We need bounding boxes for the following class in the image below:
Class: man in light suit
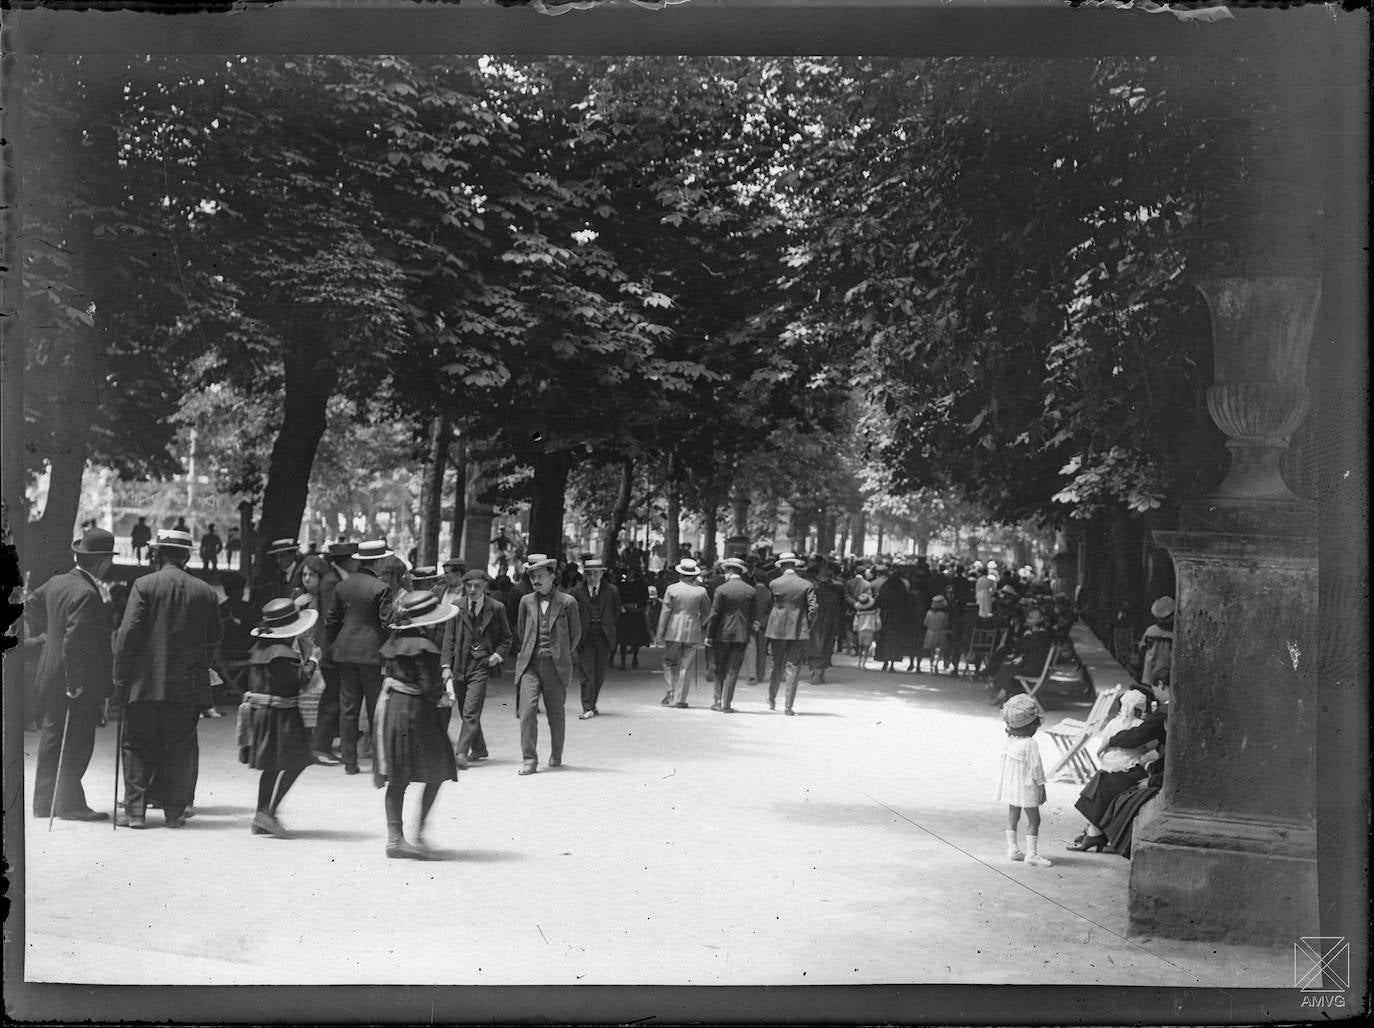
[512,554,582,775]
[765,552,819,715]
[324,539,394,775]
[28,527,117,821]
[703,557,757,714]
[656,558,712,708]
[113,527,224,828]
[571,558,622,720]
[440,569,512,768]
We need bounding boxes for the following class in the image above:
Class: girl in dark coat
[238,598,319,838]
[373,589,459,860]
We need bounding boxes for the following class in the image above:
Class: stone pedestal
[1130,532,1318,941]
[1130,275,1321,944]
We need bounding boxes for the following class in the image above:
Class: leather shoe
[721,706,735,713]
[549,756,562,768]
[784,708,796,716]
[58,808,110,822]
[469,753,488,762]
[710,703,722,711]
[251,811,289,839]
[116,811,147,829]
[454,753,470,770]
[578,710,597,720]
[312,750,341,766]
[673,702,688,709]
[344,764,361,775]
[165,814,187,829]
[517,764,538,776]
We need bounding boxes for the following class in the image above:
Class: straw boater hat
[855,591,876,611]
[154,528,193,551]
[410,565,440,588]
[1002,693,1039,729]
[524,553,556,573]
[251,597,318,639]
[266,537,299,556]
[1151,596,1176,619]
[72,527,116,555]
[388,589,458,631]
[354,539,392,561]
[674,558,701,577]
[775,552,803,568]
[719,557,747,574]
[583,558,607,574]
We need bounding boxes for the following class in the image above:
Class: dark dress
[1074,708,1166,829]
[242,642,313,774]
[875,580,921,662]
[808,579,846,669]
[616,574,653,650]
[376,635,458,786]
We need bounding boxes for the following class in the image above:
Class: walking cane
[48,703,73,833]
[113,692,125,831]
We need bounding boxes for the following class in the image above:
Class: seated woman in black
[987,605,1053,706]
[373,590,459,860]
[239,598,319,838]
[1067,675,1170,852]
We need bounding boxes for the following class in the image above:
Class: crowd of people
[27,515,1177,865]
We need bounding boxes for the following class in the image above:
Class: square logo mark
[1294,936,1349,993]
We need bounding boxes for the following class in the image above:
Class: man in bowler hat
[28,527,118,820]
[570,558,621,719]
[512,554,581,775]
[113,527,224,827]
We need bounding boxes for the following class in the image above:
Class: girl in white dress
[996,693,1052,866]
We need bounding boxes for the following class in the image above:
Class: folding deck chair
[1044,684,1123,784]
[1013,643,1059,716]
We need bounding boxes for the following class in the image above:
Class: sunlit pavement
[19,648,1290,987]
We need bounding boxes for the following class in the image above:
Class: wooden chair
[963,625,998,676]
[1013,643,1059,716]
[1044,685,1123,784]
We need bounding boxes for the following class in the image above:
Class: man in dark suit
[306,542,354,765]
[748,562,774,684]
[28,527,117,821]
[440,569,512,769]
[113,527,224,828]
[512,554,582,775]
[570,558,621,720]
[765,552,819,715]
[324,539,394,774]
[704,557,758,714]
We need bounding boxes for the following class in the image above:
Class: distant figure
[173,516,190,534]
[200,524,223,571]
[130,517,152,565]
[225,527,242,569]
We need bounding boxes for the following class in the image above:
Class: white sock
[1004,828,1024,860]
[1025,834,1052,867]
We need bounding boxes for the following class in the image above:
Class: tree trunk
[601,457,634,566]
[702,504,719,565]
[254,341,339,597]
[449,437,468,560]
[875,525,885,554]
[664,452,681,565]
[417,412,452,566]
[731,488,750,536]
[913,531,930,557]
[850,509,867,557]
[527,448,571,557]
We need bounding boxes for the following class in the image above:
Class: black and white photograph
[2,1,1368,1023]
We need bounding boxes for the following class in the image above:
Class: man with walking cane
[113,526,223,829]
[28,527,118,823]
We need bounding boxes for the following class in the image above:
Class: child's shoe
[1004,829,1024,861]
[1024,835,1053,867]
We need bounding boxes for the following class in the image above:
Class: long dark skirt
[246,706,312,774]
[1102,784,1160,858]
[381,692,458,785]
[1074,766,1148,828]
[618,606,652,650]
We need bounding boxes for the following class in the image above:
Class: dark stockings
[256,767,303,813]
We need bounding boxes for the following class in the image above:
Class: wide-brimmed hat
[674,558,701,577]
[855,592,876,610]
[461,568,490,584]
[154,528,193,551]
[410,564,440,584]
[931,595,948,608]
[326,541,358,560]
[1151,596,1176,619]
[524,553,556,573]
[72,527,116,555]
[775,552,803,568]
[354,540,392,561]
[388,589,458,631]
[719,557,747,574]
[251,597,318,639]
[266,537,299,556]
[1002,694,1039,729]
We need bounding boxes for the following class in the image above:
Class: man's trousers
[310,664,342,754]
[711,642,748,710]
[578,632,612,712]
[450,662,491,760]
[122,701,200,819]
[32,688,101,816]
[337,662,383,767]
[662,641,699,704]
[517,656,566,768]
[766,639,807,711]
